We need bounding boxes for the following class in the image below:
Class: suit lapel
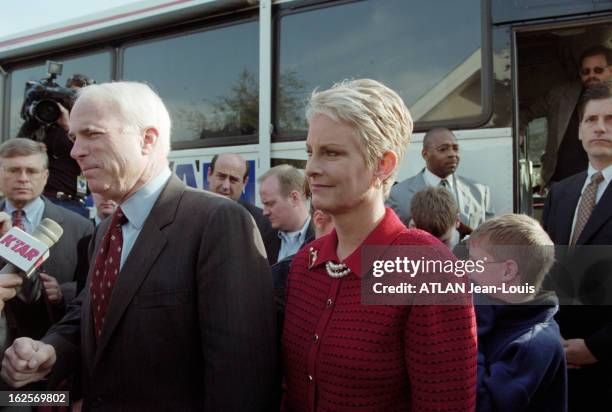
[92,176,184,368]
[578,180,612,245]
[557,173,585,244]
[454,176,472,224]
[409,171,427,195]
[41,197,66,225]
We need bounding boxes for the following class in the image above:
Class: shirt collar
[120,168,172,230]
[587,163,612,184]
[312,208,406,278]
[423,168,453,188]
[278,216,311,241]
[5,197,44,223]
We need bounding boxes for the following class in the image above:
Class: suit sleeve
[386,185,410,225]
[198,202,277,411]
[42,221,99,387]
[41,287,84,388]
[586,324,612,362]
[541,184,556,237]
[477,328,566,412]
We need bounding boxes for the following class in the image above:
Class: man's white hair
[76,81,171,156]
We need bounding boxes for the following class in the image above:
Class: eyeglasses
[2,166,44,177]
[580,66,608,76]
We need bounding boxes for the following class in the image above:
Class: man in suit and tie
[542,81,612,411]
[206,152,276,261]
[0,138,92,346]
[1,82,277,410]
[387,127,494,234]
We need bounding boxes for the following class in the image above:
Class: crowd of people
[0,44,607,411]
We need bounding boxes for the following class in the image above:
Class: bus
[0,0,611,214]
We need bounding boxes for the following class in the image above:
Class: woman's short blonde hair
[306,79,413,197]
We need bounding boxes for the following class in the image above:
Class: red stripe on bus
[0,0,194,48]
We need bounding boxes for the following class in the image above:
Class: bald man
[387,127,494,233]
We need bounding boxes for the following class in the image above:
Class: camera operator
[16,70,95,218]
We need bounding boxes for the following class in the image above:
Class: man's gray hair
[0,138,49,169]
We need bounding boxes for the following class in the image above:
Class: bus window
[122,19,259,148]
[8,51,112,139]
[276,0,484,137]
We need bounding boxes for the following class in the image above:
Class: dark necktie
[439,179,449,188]
[90,207,127,341]
[570,172,604,246]
[11,210,26,232]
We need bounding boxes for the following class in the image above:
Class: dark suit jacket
[237,199,278,264]
[43,176,277,411]
[542,171,612,407]
[3,197,92,342]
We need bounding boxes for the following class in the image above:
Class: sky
[0,0,144,39]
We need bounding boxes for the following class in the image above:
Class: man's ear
[421,147,429,162]
[141,127,159,154]
[289,190,301,205]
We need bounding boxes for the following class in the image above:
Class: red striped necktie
[11,209,26,232]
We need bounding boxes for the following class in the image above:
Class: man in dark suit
[1,82,277,410]
[0,138,92,345]
[206,152,276,261]
[542,82,612,411]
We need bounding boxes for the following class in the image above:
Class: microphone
[0,219,64,302]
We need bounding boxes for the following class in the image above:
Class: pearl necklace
[326,261,351,278]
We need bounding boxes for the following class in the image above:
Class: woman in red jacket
[282,79,477,411]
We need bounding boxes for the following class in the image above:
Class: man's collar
[4,197,44,219]
[423,168,453,188]
[279,215,311,240]
[121,168,172,230]
[587,163,612,183]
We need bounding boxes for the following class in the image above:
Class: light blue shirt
[4,197,45,234]
[118,168,172,269]
[277,216,311,261]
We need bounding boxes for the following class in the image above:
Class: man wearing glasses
[520,45,612,190]
[0,138,91,362]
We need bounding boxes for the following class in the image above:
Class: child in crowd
[409,186,460,248]
[469,214,567,412]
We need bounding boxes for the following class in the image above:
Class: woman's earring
[375,176,383,189]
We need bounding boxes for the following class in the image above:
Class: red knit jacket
[282,209,477,411]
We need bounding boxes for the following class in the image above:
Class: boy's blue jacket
[476,291,567,412]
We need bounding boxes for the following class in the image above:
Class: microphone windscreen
[32,218,64,248]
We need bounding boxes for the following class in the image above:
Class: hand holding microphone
[0,218,63,303]
[0,274,23,313]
